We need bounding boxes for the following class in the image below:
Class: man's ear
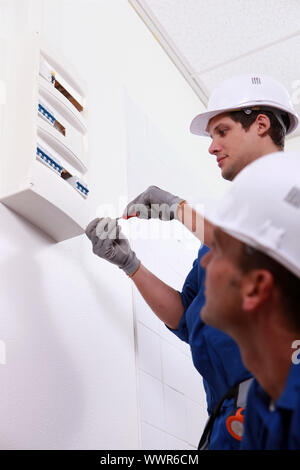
[256,114,271,136]
[242,269,274,311]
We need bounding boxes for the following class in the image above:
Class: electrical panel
[0,34,89,242]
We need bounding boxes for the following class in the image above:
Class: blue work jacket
[241,362,300,449]
[168,244,252,449]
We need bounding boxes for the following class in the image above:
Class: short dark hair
[238,244,300,331]
[229,109,288,151]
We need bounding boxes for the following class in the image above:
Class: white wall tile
[164,385,187,441]
[140,422,167,450]
[161,341,187,395]
[162,239,199,279]
[136,323,162,380]
[180,353,206,405]
[131,237,158,273]
[161,337,207,407]
[139,371,164,430]
[165,433,195,451]
[180,341,192,357]
[186,398,208,447]
[153,263,184,293]
[133,287,162,335]
[159,322,185,349]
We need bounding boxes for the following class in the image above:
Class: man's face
[207,113,261,181]
[201,228,245,334]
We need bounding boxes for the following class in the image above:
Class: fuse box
[0,34,89,242]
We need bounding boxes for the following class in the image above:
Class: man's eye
[219,129,227,136]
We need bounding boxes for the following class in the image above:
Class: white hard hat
[190,74,299,136]
[206,151,300,278]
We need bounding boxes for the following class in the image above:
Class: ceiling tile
[144,0,300,73]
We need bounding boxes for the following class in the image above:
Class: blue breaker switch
[36,146,63,175]
[38,100,66,136]
[76,181,89,197]
[38,102,55,126]
[65,176,89,198]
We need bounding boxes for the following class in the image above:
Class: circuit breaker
[0,33,89,242]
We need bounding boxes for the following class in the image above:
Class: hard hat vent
[251,77,261,85]
[284,186,300,209]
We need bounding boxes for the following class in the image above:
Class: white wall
[286,135,300,152]
[0,205,138,449]
[0,0,215,450]
[46,0,216,450]
[0,0,139,450]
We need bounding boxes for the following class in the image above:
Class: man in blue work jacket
[85,75,298,449]
[201,151,300,449]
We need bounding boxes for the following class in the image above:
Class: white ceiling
[138,0,300,137]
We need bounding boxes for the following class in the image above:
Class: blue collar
[253,363,300,412]
[276,363,300,410]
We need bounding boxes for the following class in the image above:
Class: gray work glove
[122,185,185,221]
[85,217,141,277]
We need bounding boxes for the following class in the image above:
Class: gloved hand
[122,185,185,221]
[85,217,141,277]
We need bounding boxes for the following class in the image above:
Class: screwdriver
[116,212,138,221]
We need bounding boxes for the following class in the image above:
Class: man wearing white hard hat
[86,75,299,449]
[201,151,300,449]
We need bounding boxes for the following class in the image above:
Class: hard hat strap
[242,107,287,134]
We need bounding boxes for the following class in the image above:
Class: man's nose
[208,139,222,155]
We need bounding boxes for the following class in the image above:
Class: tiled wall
[124,88,210,450]
[132,237,208,450]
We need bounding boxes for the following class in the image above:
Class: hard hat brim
[190,109,232,137]
[206,214,300,280]
[190,105,299,136]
